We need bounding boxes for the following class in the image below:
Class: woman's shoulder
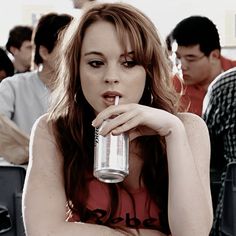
[177,112,209,139]
[177,112,207,128]
[33,113,49,128]
[176,112,211,161]
[31,113,53,138]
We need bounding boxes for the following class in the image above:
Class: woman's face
[79,20,146,114]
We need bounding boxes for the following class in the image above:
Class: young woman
[22,3,213,236]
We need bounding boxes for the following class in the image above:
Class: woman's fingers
[97,108,139,136]
[92,103,136,127]
[92,103,177,138]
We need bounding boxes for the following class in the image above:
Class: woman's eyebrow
[83,51,134,57]
[84,51,103,56]
[121,51,134,57]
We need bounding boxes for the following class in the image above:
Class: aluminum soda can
[93,119,129,183]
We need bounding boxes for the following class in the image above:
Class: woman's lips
[104,95,116,102]
[103,95,120,105]
[102,92,121,106]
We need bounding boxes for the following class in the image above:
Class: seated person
[0,13,73,165]
[202,67,236,235]
[5,25,34,73]
[72,0,97,9]
[22,3,213,236]
[169,16,236,116]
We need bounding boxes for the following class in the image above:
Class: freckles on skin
[79,20,146,114]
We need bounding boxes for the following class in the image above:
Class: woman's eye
[123,60,137,68]
[88,60,104,68]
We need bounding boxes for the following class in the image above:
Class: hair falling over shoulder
[48,2,179,234]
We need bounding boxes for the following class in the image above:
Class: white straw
[114,96,119,105]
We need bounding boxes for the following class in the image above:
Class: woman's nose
[104,66,120,84]
[105,77,119,84]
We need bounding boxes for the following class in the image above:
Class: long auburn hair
[49,2,179,234]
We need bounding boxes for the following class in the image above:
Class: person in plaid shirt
[202,67,236,235]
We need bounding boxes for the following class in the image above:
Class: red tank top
[67,178,161,230]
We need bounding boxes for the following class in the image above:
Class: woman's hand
[92,103,182,141]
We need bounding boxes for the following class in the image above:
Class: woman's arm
[23,115,122,236]
[166,113,213,236]
[22,114,166,236]
[92,104,213,236]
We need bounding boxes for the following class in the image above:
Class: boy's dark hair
[165,33,173,52]
[171,16,221,56]
[33,13,73,66]
[0,47,14,78]
[6,26,33,53]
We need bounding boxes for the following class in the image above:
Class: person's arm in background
[0,114,29,164]
[0,77,29,164]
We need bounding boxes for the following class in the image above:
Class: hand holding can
[93,96,129,183]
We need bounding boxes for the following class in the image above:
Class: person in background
[72,0,97,9]
[169,16,236,116]
[6,25,34,73]
[202,67,236,235]
[0,13,73,165]
[0,47,14,81]
[23,3,212,236]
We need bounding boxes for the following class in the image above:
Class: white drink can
[93,119,129,183]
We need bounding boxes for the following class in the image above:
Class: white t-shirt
[0,71,50,135]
